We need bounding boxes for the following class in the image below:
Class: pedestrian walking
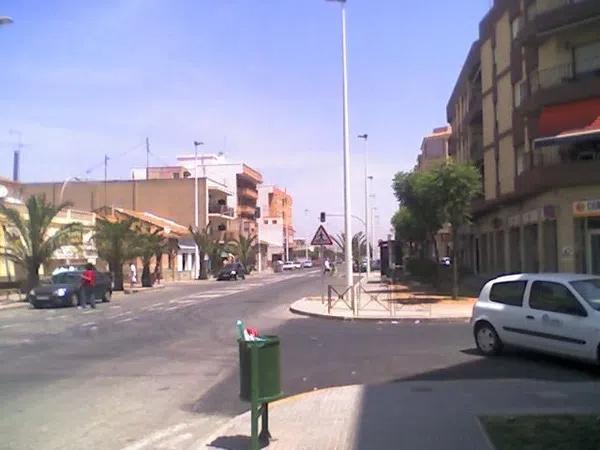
[80,263,96,309]
[129,262,137,288]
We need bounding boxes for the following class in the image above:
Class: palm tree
[94,219,138,291]
[230,234,257,274]
[155,237,176,283]
[190,224,215,280]
[331,232,367,265]
[0,195,83,290]
[136,230,164,287]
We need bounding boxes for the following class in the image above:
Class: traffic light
[320,212,326,223]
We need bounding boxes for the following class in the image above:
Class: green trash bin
[239,335,283,403]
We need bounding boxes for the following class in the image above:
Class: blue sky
[0,0,489,240]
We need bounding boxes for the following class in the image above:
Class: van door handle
[526,315,535,320]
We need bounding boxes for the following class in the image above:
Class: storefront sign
[573,199,600,218]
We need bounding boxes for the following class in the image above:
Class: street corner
[200,385,363,450]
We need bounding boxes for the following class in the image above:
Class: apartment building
[257,185,294,264]
[448,0,600,276]
[415,126,452,172]
[132,154,262,238]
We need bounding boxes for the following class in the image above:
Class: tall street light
[193,141,204,279]
[327,0,353,292]
[358,134,370,279]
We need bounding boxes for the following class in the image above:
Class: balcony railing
[238,187,258,200]
[530,56,600,93]
[208,205,235,217]
[537,0,587,15]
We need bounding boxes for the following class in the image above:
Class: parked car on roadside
[293,261,302,270]
[302,260,313,269]
[472,273,600,364]
[217,263,246,281]
[282,261,295,271]
[28,270,113,309]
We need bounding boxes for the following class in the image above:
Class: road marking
[81,322,96,327]
[116,317,134,324]
[186,294,216,299]
[159,432,193,448]
[119,423,191,450]
[110,305,122,309]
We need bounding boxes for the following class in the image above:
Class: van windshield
[570,279,600,311]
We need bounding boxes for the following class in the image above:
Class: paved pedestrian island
[290,276,475,321]
[202,380,600,450]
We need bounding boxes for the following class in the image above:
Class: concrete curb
[0,301,28,311]
[289,299,472,323]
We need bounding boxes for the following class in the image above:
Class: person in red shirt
[80,263,97,309]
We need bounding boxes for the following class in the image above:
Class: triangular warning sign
[311,225,333,246]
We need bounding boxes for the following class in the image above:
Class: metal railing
[208,205,235,217]
[530,56,600,93]
[537,0,586,15]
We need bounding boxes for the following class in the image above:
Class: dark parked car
[217,263,246,281]
[28,270,113,308]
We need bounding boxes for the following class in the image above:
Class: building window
[272,220,277,224]
[263,220,268,225]
[574,41,600,76]
[173,173,180,179]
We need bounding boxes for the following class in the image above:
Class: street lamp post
[193,141,204,279]
[327,0,353,293]
[358,134,371,279]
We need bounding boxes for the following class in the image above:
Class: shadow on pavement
[396,348,599,383]
[207,435,268,449]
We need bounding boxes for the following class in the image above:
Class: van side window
[489,281,527,307]
[529,281,587,316]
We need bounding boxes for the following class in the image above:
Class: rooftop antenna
[9,129,23,182]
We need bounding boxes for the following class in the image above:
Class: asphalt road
[1,270,599,450]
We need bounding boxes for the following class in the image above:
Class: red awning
[535,97,600,148]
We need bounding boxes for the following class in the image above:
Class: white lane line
[0,324,18,329]
[119,423,191,450]
[185,294,216,299]
[159,432,194,448]
[110,305,122,309]
[116,317,134,324]
[81,322,96,327]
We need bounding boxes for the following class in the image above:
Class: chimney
[13,149,20,182]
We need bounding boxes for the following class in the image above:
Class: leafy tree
[94,219,138,291]
[190,224,216,280]
[392,171,445,261]
[0,195,83,290]
[392,207,426,257]
[230,234,257,273]
[435,162,482,299]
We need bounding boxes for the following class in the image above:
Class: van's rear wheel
[475,322,503,356]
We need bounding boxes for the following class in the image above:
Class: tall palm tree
[331,232,367,265]
[230,233,257,273]
[94,219,138,291]
[0,195,83,290]
[136,230,164,287]
[190,224,215,280]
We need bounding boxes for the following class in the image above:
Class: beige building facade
[448,0,600,276]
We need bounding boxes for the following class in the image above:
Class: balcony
[238,187,258,201]
[522,57,600,111]
[515,147,600,196]
[237,204,257,219]
[208,204,235,218]
[519,0,600,45]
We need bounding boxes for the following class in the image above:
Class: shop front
[573,199,600,275]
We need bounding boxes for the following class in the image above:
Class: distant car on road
[28,270,112,309]
[293,261,302,270]
[472,273,600,364]
[217,263,246,281]
[282,261,295,271]
[302,260,313,269]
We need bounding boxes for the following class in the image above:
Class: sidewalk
[202,380,600,450]
[290,274,475,321]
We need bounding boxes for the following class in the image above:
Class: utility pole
[283,189,290,261]
[104,154,109,206]
[193,141,204,280]
[145,137,150,180]
[358,134,371,279]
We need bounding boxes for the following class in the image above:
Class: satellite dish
[0,185,8,198]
